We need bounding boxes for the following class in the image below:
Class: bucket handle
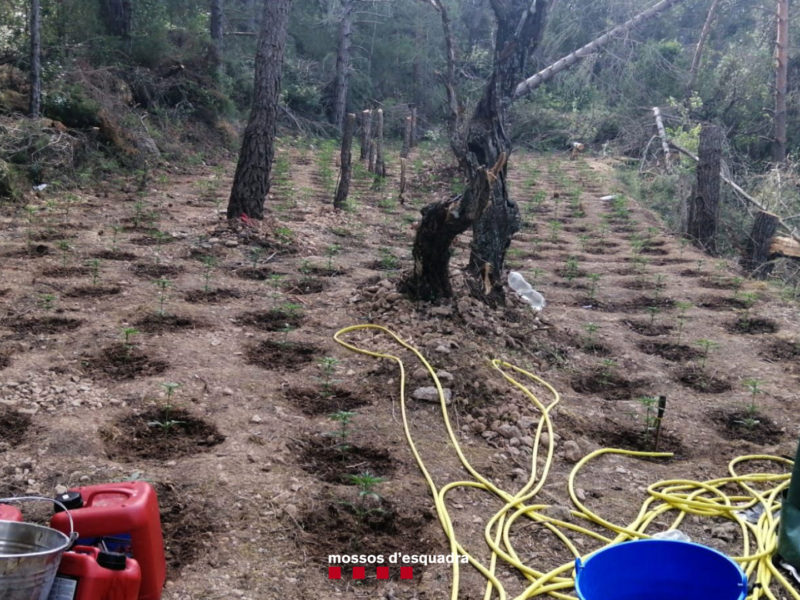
[0,495,78,547]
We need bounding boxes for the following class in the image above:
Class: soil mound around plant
[102,406,225,460]
[245,339,317,370]
[285,387,370,415]
[183,288,242,303]
[676,366,732,393]
[295,436,395,484]
[1,316,83,335]
[710,409,782,444]
[0,407,32,448]
[81,343,169,379]
[726,317,779,335]
[134,314,201,333]
[64,285,121,298]
[235,308,304,331]
[637,341,702,362]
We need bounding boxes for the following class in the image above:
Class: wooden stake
[360,109,372,161]
[374,108,386,177]
[401,115,412,158]
[399,157,407,204]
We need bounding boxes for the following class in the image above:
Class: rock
[509,437,520,447]
[520,435,534,447]
[430,306,452,317]
[434,344,450,354]
[411,386,452,404]
[222,388,234,396]
[562,440,582,463]
[575,487,586,501]
[436,370,454,383]
[496,423,521,439]
[711,522,737,543]
[471,421,486,434]
[224,239,239,248]
[250,415,263,423]
[548,505,572,522]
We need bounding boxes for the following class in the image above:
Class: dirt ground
[1,141,799,599]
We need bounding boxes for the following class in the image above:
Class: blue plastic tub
[574,539,747,600]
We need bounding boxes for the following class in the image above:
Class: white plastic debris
[652,529,692,543]
[599,194,617,201]
[32,183,48,191]
[508,271,545,313]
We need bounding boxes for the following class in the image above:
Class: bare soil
[1,146,799,600]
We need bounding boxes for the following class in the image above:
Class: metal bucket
[0,496,76,600]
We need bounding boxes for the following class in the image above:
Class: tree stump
[741,211,780,278]
[685,123,721,253]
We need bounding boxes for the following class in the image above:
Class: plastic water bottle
[508,271,545,313]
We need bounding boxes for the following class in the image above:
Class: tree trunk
[742,210,780,278]
[332,0,353,132]
[210,0,224,67]
[401,115,412,158]
[360,109,372,161]
[407,0,548,303]
[334,113,356,209]
[652,106,671,168]
[29,0,41,118]
[368,139,376,173]
[100,0,132,38]
[773,0,789,164]
[685,124,722,253]
[226,0,292,220]
[374,108,386,178]
[686,0,720,98]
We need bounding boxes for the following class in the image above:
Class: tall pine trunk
[332,0,353,132]
[226,0,292,220]
[29,0,41,118]
[773,0,789,164]
[100,0,132,38]
[210,0,224,68]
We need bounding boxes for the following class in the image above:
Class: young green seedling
[201,255,217,293]
[328,410,355,449]
[347,471,385,502]
[88,258,101,286]
[742,378,763,417]
[154,277,171,316]
[318,356,339,397]
[694,339,719,369]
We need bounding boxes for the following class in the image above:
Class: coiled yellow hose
[333,324,796,600]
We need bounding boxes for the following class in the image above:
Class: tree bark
[513,0,684,99]
[686,0,720,98]
[773,0,789,164]
[374,108,386,177]
[29,0,41,118]
[742,210,780,278]
[334,113,356,209]
[652,106,671,169]
[226,0,292,220]
[685,124,722,253]
[210,0,224,67]
[332,0,353,132]
[360,109,372,161]
[100,0,132,38]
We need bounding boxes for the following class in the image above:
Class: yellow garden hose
[333,324,797,600]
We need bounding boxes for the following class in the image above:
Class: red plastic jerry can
[0,503,23,522]
[50,482,166,600]
[48,545,141,600]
